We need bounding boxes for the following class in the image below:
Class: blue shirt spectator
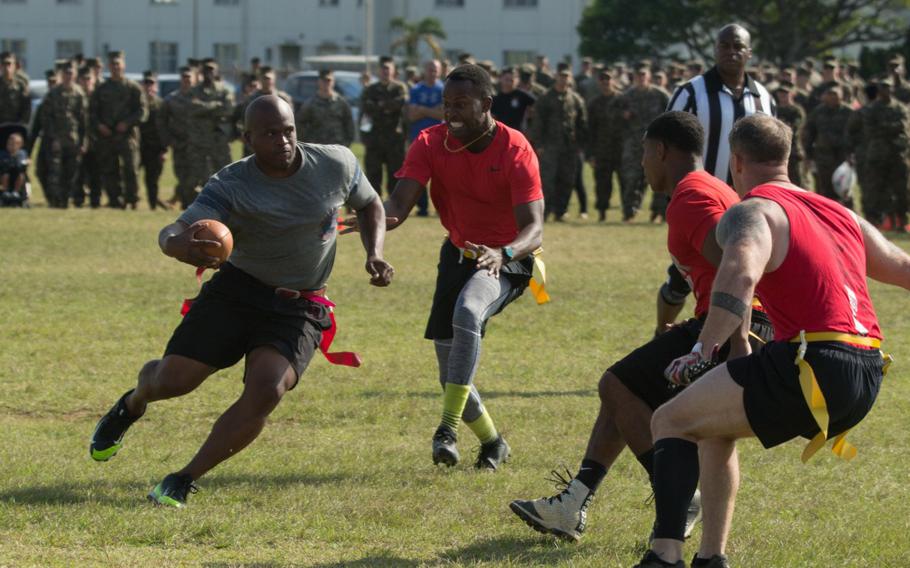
[408,60,444,141]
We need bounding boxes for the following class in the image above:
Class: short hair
[729,114,791,165]
[318,68,333,79]
[445,64,495,98]
[379,55,394,65]
[259,65,275,76]
[500,66,514,75]
[645,111,705,156]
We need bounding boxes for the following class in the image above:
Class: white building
[0,0,591,78]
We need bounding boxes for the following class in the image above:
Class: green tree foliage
[389,17,447,64]
[578,0,910,64]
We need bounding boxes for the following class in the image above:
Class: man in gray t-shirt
[90,96,394,508]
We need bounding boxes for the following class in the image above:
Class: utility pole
[192,0,199,58]
[365,0,374,74]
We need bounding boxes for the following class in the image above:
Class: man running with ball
[89,95,393,507]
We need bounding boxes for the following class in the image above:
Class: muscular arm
[158,220,222,268]
[656,263,689,335]
[697,201,775,351]
[384,177,425,230]
[854,212,910,289]
[355,195,394,286]
[506,199,544,259]
[355,195,386,261]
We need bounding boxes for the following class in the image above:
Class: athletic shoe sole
[147,486,185,508]
[432,448,458,467]
[90,442,122,462]
[508,501,580,542]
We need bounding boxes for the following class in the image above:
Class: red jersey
[395,121,543,248]
[745,184,881,341]
[666,170,740,318]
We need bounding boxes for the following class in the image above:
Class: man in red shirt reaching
[384,64,544,470]
[510,112,772,542]
[638,114,906,568]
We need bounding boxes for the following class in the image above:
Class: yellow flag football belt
[789,330,892,463]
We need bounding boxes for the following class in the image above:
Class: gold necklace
[444,122,496,153]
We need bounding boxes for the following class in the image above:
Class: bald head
[717,24,751,47]
[715,23,752,77]
[243,95,299,176]
[244,94,294,131]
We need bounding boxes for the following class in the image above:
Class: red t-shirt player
[646,114,904,568]
[382,64,544,471]
[510,112,773,544]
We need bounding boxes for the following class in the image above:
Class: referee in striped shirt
[668,24,776,185]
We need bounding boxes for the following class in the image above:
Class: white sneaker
[509,478,593,541]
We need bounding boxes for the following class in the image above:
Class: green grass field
[1,144,909,567]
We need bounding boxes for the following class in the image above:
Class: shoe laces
[543,466,575,503]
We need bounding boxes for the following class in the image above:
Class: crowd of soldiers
[3,47,910,228]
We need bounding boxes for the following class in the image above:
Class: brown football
[193,220,233,263]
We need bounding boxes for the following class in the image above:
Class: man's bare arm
[384,178,425,230]
[854,213,910,290]
[698,201,774,350]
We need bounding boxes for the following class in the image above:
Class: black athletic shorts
[610,310,774,410]
[164,263,331,382]
[727,340,884,448]
[425,239,533,340]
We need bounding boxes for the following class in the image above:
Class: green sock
[465,411,499,445]
[441,383,471,432]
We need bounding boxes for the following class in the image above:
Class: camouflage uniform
[777,103,806,187]
[140,93,167,208]
[360,78,407,196]
[0,75,30,125]
[586,90,623,216]
[297,92,354,146]
[42,83,88,208]
[160,88,198,208]
[189,80,235,185]
[89,77,148,207]
[804,102,853,206]
[892,77,910,105]
[861,98,910,225]
[616,85,670,219]
[26,99,51,200]
[529,86,587,220]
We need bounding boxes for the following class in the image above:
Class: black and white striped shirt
[668,66,776,184]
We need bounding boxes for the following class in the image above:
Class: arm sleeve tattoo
[711,291,749,319]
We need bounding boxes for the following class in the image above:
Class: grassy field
[1,144,909,567]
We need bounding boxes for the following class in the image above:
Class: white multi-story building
[0,0,591,77]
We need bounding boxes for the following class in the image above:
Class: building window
[214,0,238,5]
[149,41,178,72]
[151,0,178,4]
[435,0,464,7]
[1,39,27,67]
[56,40,83,60]
[504,0,537,6]
[503,49,535,67]
[318,0,338,6]
[57,0,82,4]
[213,43,239,69]
[0,0,27,4]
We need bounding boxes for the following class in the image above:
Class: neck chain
[444,121,496,153]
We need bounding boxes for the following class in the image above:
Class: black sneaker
[691,553,730,568]
[432,424,459,467]
[148,473,198,508]
[633,550,686,568]
[90,389,143,462]
[474,435,510,470]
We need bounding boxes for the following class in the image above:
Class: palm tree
[389,17,447,64]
